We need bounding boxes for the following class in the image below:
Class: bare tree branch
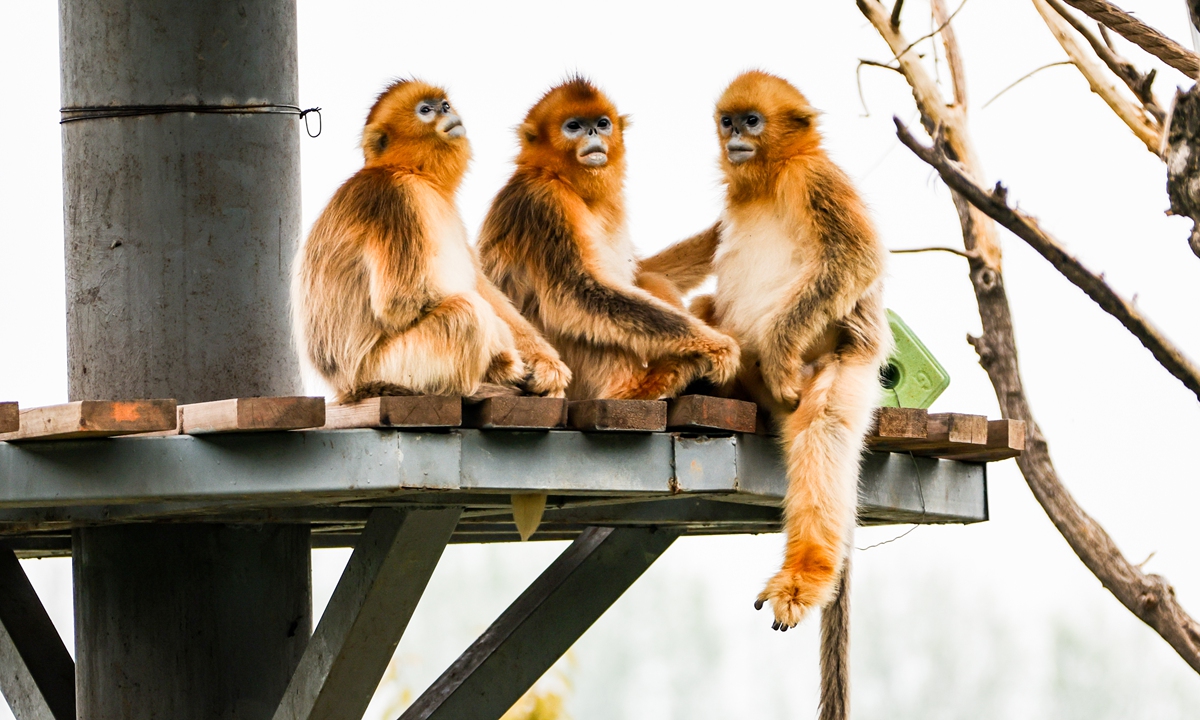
[889,0,905,30]
[1060,0,1200,76]
[857,0,1200,678]
[1046,0,1165,122]
[932,0,968,107]
[1033,0,1162,153]
[895,117,1200,402]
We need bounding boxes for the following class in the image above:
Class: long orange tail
[756,359,880,629]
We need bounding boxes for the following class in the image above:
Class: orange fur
[709,72,891,629]
[478,78,739,400]
[292,80,570,401]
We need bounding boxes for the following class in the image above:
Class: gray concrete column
[60,1,311,717]
[73,525,311,719]
[60,0,302,404]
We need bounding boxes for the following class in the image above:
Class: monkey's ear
[618,114,631,131]
[362,126,389,160]
[789,107,820,130]
[519,122,538,145]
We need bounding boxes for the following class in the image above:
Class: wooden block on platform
[0,400,177,442]
[324,396,462,430]
[940,419,1026,462]
[462,396,567,430]
[667,395,757,434]
[0,403,16,434]
[567,399,667,432]
[868,410,989,457]
[180,397,325,434]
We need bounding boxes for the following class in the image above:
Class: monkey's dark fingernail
[771,621,781,631]
[781,624,789,632]
[754,599,764,611]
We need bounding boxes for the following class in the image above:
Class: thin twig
[1060,0,1200,77]
[895,117,1200,403]
[890,246,974,258]
[982,61,1074,109]
[856,59,906,116]
[889,0,971,65]
[889,0,905,30]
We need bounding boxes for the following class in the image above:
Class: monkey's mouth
[440,117,465,139]
[726,141,755,164]
[579,150,608,166]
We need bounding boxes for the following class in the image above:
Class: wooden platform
[0,395,1014,558]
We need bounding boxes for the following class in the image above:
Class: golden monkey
[478,77,739,400]
[687,71,890,629]
[292,79,571,402]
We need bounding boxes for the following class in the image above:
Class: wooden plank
[866,407,928,442]
[323,396,461,430]
[939,419,1026,462]
[462,396,566,430]
[867,411,988,456]
[566,400,667,432]
[666,395,756,434]
[0,400,177,442]
[0,403,17,434]
[180,397,325,434]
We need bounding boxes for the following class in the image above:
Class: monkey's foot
[484,350,527,388]
[522,352,572,398]
[754,568,832,631]
[693,328,740,387]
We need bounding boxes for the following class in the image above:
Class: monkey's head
[715,71,819,175]
[517,77,628,191]
[362,79,471,189]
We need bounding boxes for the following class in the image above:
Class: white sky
[3,1,1200,717]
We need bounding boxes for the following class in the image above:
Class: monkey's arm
[636,222,720,296]
[759,163,886,402]
[485,181,721,359]
[353,171,432,331]
[476,273,572,397]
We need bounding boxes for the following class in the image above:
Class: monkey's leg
[478,279,569,397]
[364,294,494,397]
[755,360,878,629]
[634,271,686,310]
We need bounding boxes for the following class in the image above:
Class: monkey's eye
[419,105,433,115]
[746,115,760,127]
[597,117,610,129]
[442,102,451,113]
[566,121,582,131]
[721,117,732,128]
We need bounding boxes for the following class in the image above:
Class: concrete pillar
[73,525,311,719]
[60,0,310,717]
[60,0,302,404]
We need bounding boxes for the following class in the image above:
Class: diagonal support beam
[0,547,74,720]
[399,526,679,720]
[273,507,461,720]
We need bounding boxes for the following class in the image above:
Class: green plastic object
[879,309,950,409]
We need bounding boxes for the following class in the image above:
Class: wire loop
[59,103,323,137]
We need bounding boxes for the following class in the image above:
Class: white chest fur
[714,208,810,352]
[582,211,637,288]
[419,188,478,296]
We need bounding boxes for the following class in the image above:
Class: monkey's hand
[521,350,572,398]
[686,324,740,388]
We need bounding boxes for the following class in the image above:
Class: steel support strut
[399,526,679,720]
[0,548,74,720]
[273,508,461,720]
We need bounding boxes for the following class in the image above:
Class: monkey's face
[518,78,626,176]
[717,110,765,165]
[715,71,818,173]
[559,115,615,167]
[414,96,466,141]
